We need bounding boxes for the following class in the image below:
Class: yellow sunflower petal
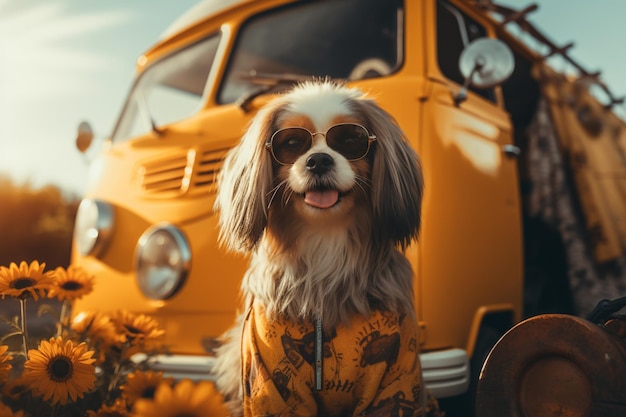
[2,376,30,401]
[153,381,175,405]
[48,265,95,301]
[0,401,24,417]
[132,379,227,417]
[189,381,224,409]
[0,345,12,382]
[87,397,130,417]
[112,311,165,346]
[121,370,173,406]
[72,311,123,348]
[0,260,54,300]
[23,336,96,406]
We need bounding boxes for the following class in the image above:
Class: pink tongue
[304,190,339,209]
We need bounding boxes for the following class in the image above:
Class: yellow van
[74,0,615,408]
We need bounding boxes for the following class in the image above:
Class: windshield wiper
[236,71,332,112]
[137,91,165,136]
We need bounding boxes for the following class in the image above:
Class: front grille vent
[194,148,230,194]
[137,147,228,198]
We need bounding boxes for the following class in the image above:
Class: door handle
[502,144,521,158]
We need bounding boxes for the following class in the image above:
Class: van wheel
[438,325,502,417]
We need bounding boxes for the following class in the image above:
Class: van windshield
[112,33,221,143]
[218,0,403,105]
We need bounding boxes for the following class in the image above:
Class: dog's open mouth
[304,189,341,209]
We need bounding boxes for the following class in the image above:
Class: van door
[418,0,523,352]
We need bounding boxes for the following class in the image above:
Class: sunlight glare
[0,1,133,102]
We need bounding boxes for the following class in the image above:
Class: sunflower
[23,337,96,405]
[121,370,173,406]
[0,402,24,417]
[1,376,29,402]
[0,345,13,382]
[86,398,130,417]
[0,261,54,300]
[132,379,228,417]
[48,265,95,302]
[112,311,165,346]
[71,311,123,348]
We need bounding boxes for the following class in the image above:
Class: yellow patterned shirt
[242,301,431,416]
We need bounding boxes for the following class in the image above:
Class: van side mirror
[454,38,515,105]
[76,121,94,153]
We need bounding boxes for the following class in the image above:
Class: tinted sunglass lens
[327,124,370,160]
[272,128,311,164]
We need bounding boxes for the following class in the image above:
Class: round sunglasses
[265,123,377,165]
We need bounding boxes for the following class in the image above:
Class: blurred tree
[0,175,79,269]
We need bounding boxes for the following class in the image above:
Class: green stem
[19,298,29,357]
[106,343,128,399]
[57,300,71,337]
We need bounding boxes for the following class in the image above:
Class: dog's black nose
[306,153,334,175]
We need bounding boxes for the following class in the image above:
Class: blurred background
[0,0,625,267]
[0,1,197,268]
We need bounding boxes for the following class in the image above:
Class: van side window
[436,0,495,102]
[218,0,403,105]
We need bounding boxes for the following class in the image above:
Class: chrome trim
[135,354,216,381]
[142,348,470,399]
[421,348,470,399]
[502,144,521,158]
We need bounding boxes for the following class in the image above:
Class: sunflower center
[124,325,144,340]
[10,277,35,290]
[61,281,83,291]
[47,356,73,382]
[125,325,140,334]
[141,386,156,399]
[9,384,26,396]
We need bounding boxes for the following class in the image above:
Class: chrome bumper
[420,348,470,398]
[145,348,470,399]
[143,354,217,381]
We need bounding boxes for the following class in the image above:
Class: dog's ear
[214,101,282,253]
[357,99,424,250]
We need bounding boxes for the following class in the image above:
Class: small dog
[213,80,428,416]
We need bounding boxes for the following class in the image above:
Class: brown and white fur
[213,80,424,414]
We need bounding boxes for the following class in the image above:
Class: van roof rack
[467,1,624,109]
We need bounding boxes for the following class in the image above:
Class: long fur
[213,80,424,412]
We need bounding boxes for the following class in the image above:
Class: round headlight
[73,199,114,257]
[135,224,191,300]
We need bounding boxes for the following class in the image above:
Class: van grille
[137,148,228,198]
[194,148,229,193]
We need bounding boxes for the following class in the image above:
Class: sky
[1,0,626,196]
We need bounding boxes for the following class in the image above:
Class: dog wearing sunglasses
[213,80,432,416]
